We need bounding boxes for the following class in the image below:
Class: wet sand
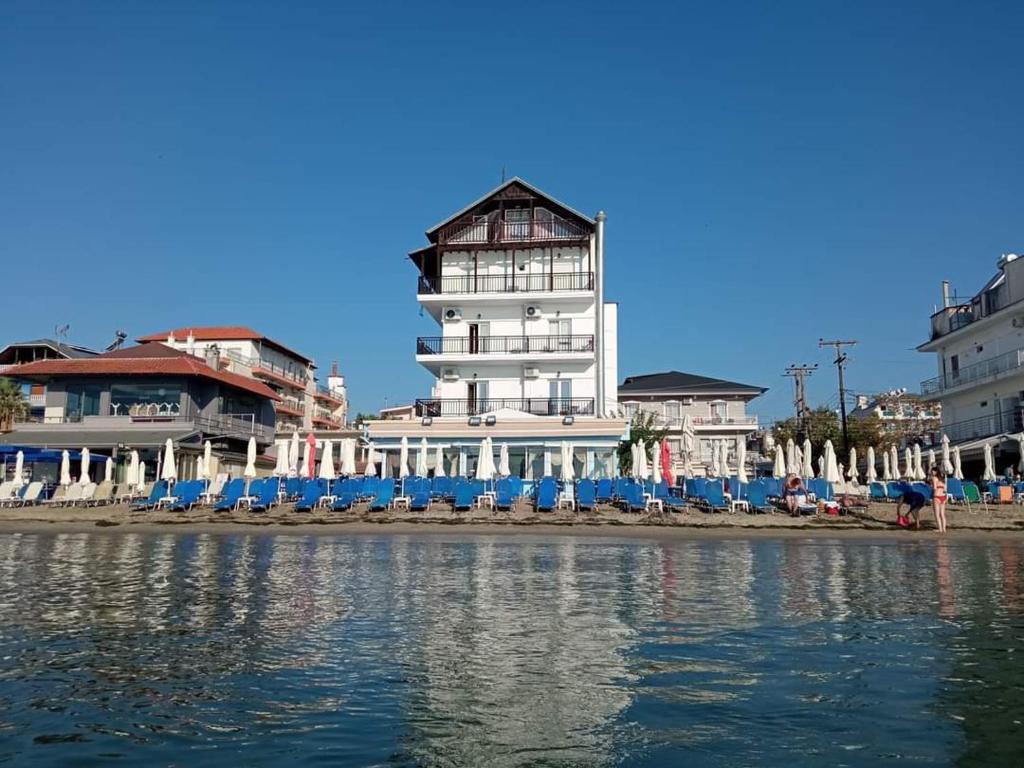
[2,499,1023,540]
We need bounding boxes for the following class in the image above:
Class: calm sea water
[0,532,1022,767]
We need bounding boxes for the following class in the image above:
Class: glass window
[664,401,681,419]
[66,385,102,420]
[710,401,727,421]
[110,383,183,417]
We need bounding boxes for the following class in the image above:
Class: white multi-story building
[919,252,1024,465]
[137,326,348,435]
[367,177,628,478]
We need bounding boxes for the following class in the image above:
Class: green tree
[0,378,27,432]
[618,412,668,475]
[351,412,377,427]
[772,406,884,460]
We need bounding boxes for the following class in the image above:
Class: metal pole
[594,212,606,418]
[819,339,857,457]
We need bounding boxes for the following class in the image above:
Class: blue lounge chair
[702,480,728,511]
[746,481,773,513]
[535,477,558,512]
[910,481,933,501]
[248,478,279,512]
[495,478,516,510]
[886,482,904,501]
[613,477,631,500]
[409,478,432,511]
[687,477,708,500]
[294,478,327,512]
[762,477,783,498]
[213,478,246,511]
[284,477,303,500]
[369,478,395,511]
[576,479,597,510]
[596,478,613,501]
[653,480,685,510]
[168,480,203,511]
[869,481,888,502]
[132,480,168,510]
[360,476,380,500]
[453,479,475,511]
[431,476,453,500]
[946,477,966,502]
[619,480,646,512]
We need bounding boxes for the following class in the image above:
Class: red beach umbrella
[660,439,674,486]
[306,432,317,479]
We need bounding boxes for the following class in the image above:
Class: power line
[783,364,817,439]
[819,339,857,456]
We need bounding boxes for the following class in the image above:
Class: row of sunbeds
[868,479,981,504]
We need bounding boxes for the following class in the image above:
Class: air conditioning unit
[523,366,541,379]
[524,304,542,320]
[443,307,463,322]
[682,397,694,405]
[442,368,460,381]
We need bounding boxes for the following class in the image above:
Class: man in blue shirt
[894,481,926,529]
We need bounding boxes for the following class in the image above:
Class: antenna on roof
[54,324,70,344]
[501,165,506,184]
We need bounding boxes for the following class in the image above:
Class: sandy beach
[2,500,1024,540]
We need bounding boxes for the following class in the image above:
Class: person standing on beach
[894,481,926,530]
[930,467,948,533]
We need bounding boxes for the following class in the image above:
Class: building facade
[618,371,766,477]
[0,338,101,422]
[919,253,1024,464]
[367,177,628,477]
[3,343,279,481]
[136,327,348,434]
[849,392,941,442]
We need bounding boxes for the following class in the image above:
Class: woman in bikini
[930,467,948,533]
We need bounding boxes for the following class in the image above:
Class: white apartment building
[137,326,348,435]
[618,371,765,477]
[919,252,1024,465]
[367,177,628,478]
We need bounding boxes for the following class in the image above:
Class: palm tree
[0,378,27,432]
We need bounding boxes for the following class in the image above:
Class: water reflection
[0,533,1021,766]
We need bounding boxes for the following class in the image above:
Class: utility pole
[783,364,817,440]
[819,339,857,456]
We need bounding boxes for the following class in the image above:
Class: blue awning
[0,444,109,462]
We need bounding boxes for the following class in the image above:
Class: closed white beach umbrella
[927,448,936,475]
[543,448,553,478]
[785,439,798,476]
[801,438,814,479]
[13,450,24,487]
[244,436,257,479]
[433,445,446,478]
[1018,433,1024,473]
[890,445,900,480]
[343,439,358,476]
[736,440,748,484]
[300,437,313,479]
[498,443,511,477]
[416,438,429,477]
[637,440,649,479]
[681,414,695,455]
[104,456,114,484]
[817,455,824,478]
[127,450,139,489]
[913,444,925,480]
[196,454,206,482]
[458,449,468,477]
[202,440,213,481]
[364,446,376,477]
[161,439,177,482]
[866,446,878,483]
[882,450,891,481]
[138,460,146,485]
[475,439,491,481]
[848,447,859,483]
[709,440,721,478]
[721,439,731,476]
[80,447,91,484]
[764,432,775,455]
[398,437,410,480]
[319,439,336,480]
[273,440,290,476]
[942,434,954,475]
[378,449,389,478]
[681,451,693,479]
[983,442,997,482]
[560,441,575,483]
[773,445,786,478]
[629,443,639,478]
[904,448,914,480]
[289,431,301,477]
[953,446,964,480]
[823,440,841,483]
[650,439,661,484]
[60,450,72,487]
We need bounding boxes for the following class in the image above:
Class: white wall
[603,302,618,416]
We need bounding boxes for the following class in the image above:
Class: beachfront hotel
[366,177,629,477]
[617,371,766,478]
[919,252,1024,469]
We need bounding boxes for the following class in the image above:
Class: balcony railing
[415,397,595,418]
[224,350,308,386]
[416,334,595,356]
[939,409,1023,444]
[418,271,594,296]
[437,214,590,248]
[921,348,1024,396]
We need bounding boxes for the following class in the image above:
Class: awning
[5,427,199,450]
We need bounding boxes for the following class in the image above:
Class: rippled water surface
[0,533,1022,766]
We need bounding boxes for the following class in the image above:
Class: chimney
[331,360,338,377]
[205,343,220,371]
[942,280,951,309]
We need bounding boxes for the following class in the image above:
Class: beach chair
[946,477,966,503]
[0,482,13,504]
[284,477,303,500]
[687,477,708,500]
[44,485,67,506]
[330,479,359,511]
[88,482,114,506]
[576,479,597,511]
[963,481,982,506]
[702,480,729,512]
[618,480,647,513]
[535,477,558,512]
[62,483,84,507]
[869,482,887,502]
[451,479,475,511]
[430,476,452,500]
[409,478,432,511]
[910,482,933,502]
[746,481,773,513]
[495,477,517,510]
[369,479,395,511]
[361,476,381,500]
[653,480,686,511]
[595,478,613,502]
[294,479,327,512]
[762,477,783,498]
[885,482,904,501]
[10,482,42,507]
[168,480,204,511]
[213,478,246,512]
[248,478,280,512]
[75,483,97,507]
[131,480,167,510]
[614,477,631,500]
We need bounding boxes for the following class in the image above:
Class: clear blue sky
[2,1,1022,421]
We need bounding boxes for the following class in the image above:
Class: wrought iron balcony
[920,348,1024,396]
[418,271,593,295]
[415,397,595,418]
[416,335,595,355]
[939,409,1023,444]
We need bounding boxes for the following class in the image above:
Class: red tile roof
[6,345,281,401]
[136,326,312,365]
